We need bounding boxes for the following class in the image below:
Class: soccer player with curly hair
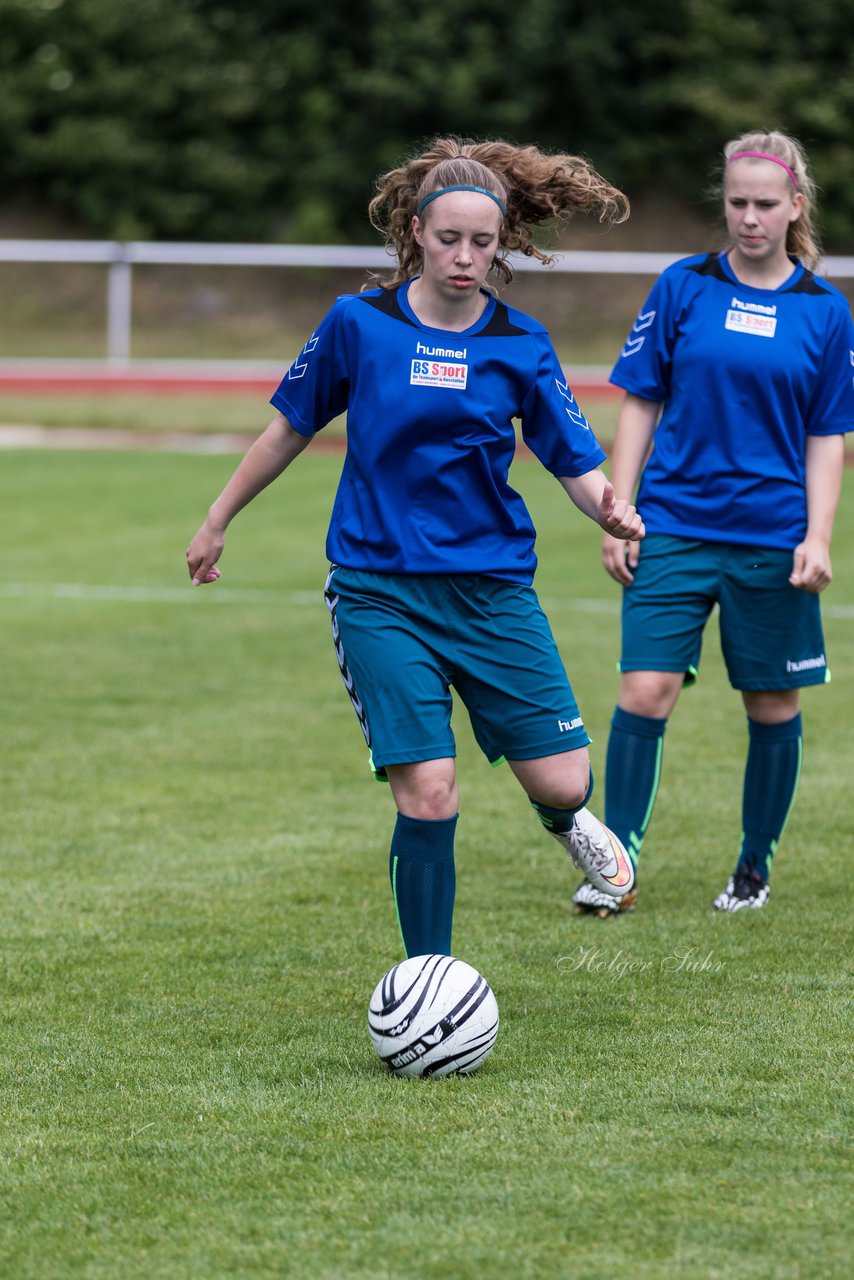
[187,137,643,956]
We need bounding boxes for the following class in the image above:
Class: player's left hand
[598,481,645,542]
[789,538,832,593]
[193,566,222,585]
[186,519,225,585]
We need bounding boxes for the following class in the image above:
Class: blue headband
[417,184,506,217]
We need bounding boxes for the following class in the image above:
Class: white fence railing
[2,239,853,365]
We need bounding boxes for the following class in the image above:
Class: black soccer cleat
[712,868,770,912]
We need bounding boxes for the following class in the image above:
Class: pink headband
[728,151,798,190]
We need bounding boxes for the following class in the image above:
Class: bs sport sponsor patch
[410,357,468,389]
[725,296,778,339]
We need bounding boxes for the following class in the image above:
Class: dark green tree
[0,0,851,245]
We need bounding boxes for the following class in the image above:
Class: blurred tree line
[1,0,852,245]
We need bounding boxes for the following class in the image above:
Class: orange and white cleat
[552,808,635,899]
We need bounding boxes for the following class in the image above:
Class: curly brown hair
[367,136,629,289]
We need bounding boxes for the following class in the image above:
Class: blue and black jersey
[610,251,854,549]
[271,281,605,584]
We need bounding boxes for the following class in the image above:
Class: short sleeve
[609,272,676,402]
[270,298,351,436]
[806,299,854,436]
[520,333,606,477]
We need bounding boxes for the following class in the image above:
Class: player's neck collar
[399,278,497,336]
[721,249,803,293]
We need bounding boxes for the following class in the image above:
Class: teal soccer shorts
[619,534,829,691]
[324,566,590,776]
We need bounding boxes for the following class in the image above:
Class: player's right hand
[602,530,640,585]
[186,520,225,586]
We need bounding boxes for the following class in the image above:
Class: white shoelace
[569,828,612,873]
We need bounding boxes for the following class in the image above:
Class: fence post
[106,246,132,365]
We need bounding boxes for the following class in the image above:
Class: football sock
[389,813,458,958]
[604,706,667,869]
[529,771,594,835]
[737,713,803,882]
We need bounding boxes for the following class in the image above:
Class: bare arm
[789,433,845,593]
[186,412,311,585]
[601,393,661,585]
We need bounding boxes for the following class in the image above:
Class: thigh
[719,546,829,690]
[325,566,456,772]
[449,577,591,763]
[620,534,719,685]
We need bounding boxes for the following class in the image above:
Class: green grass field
[1,443,852,1279]
[0,392,621,448]
[0,391,277,437]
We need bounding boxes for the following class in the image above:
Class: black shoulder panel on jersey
[686,252,730,282]
[780,270,828,296]
[357,287,531,337]
[477,300,531,338]
[356,287,417,326]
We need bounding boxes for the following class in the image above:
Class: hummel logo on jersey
[554,379,590,429]
[731,296,777,316]
[416,341,467,359]
[558,716,584,732]
[288,333,319,379]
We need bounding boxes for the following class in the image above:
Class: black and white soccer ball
[367,954,499,1078]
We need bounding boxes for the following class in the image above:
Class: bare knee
[742,689,800,723]
[536,777,589,811]
[508,750,590,812]
[386,759,459,820]
[619,670,683,719]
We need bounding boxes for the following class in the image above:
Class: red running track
[0,367,619,398]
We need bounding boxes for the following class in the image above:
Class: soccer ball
[367,954,499,1078]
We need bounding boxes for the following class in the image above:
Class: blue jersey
[610,252,854,549]
[271,282,605,583]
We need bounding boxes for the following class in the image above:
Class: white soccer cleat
[552,807,635,898]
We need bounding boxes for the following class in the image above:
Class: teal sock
[389,813,457,958]
[529,771,594,835]
[604,706,667,869]
[737,714,803,882]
